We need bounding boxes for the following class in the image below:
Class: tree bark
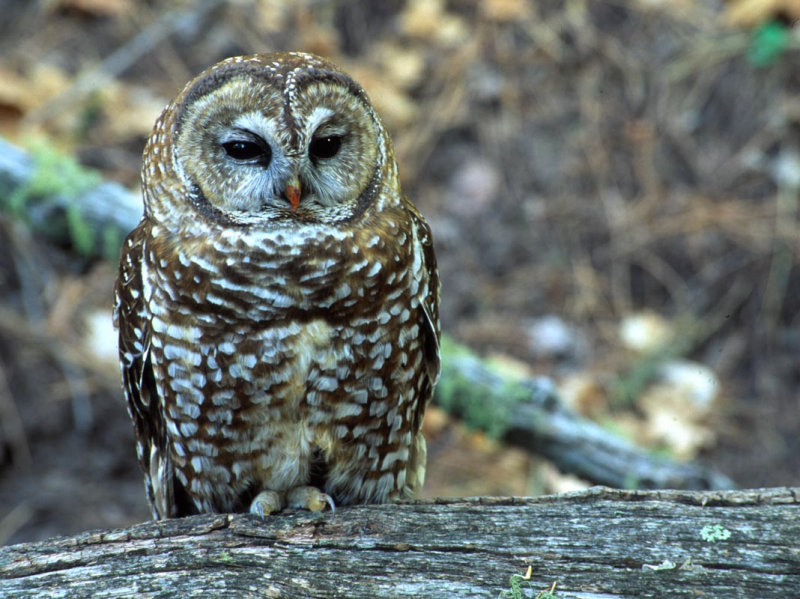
[1,487,797,598]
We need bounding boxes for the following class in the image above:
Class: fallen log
[1,487,797,598]
[438,342,735,490]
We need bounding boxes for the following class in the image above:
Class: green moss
[10,140,101,210]
[748,21,790,67]
[436,336,535,438]
[3,140,111,257]
[496,568,557,599]
[700,523,732,543]
[609,348,667,409]
[102,224,125,261]
[66,202,95,256]
[609,315,700,410]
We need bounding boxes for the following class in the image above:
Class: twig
[0,502,33,547]
[0,365,31,470]
[24,0,225,125]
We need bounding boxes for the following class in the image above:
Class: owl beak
[284,176,301,211]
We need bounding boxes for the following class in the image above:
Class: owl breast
[142,213,428,512]
[117,51,440,519]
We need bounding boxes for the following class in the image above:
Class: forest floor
[0,0,798,545]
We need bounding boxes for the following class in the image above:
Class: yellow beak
[284,176,301,211]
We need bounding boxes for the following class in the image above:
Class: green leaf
[747,21,789,67]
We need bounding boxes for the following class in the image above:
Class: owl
[113,52,440,519]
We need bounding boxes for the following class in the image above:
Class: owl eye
[222,140,272,165]
[309,135,343,161]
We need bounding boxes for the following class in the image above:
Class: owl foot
[287,486,336,513]
[248,487,335,518]
[249,490,284,519]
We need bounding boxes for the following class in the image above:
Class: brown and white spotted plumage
[113,52,440,519]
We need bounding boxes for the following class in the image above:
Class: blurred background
[0,0,798,545]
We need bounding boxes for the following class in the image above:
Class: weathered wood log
[0,137,141,258]
[0,136,734,491]
[1,487,797,598]
[438,342,734,490]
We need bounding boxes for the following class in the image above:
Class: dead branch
[1,487,797,598]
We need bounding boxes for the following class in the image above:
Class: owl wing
[399,202,440,497]
[113,222,177,519]
[408,202,441,417]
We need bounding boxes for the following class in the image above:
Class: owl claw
[286,485,336,513]
[249,487,335,517]
[324,494,336,514]
[249,490,284,519]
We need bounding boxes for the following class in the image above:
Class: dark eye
[222,140,271,165]
[309,135,342,161]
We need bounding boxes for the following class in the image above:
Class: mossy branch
[0,137,140,259]
[436,337,734,490]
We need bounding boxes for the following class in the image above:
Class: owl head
[143,52,396,227]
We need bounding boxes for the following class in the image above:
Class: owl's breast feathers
[115,201,439,516]
[141,203,425,322]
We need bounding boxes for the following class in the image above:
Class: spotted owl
[113,52,440,519]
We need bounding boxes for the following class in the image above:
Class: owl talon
[249,490,285,518]
[286,486,335,513]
